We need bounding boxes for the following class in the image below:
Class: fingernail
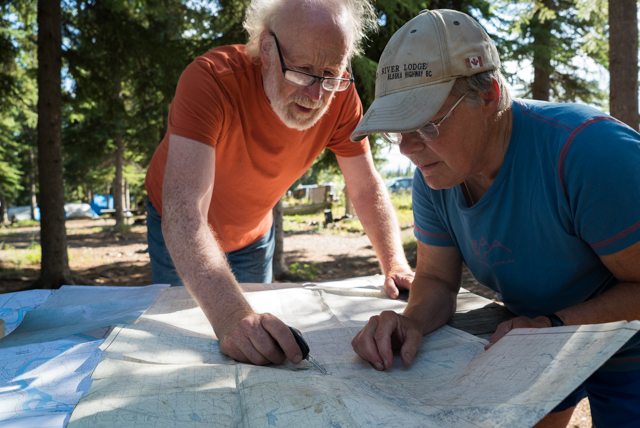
[374,362,384,370]
[292,354,302,364]
[404,353,412,364]
[383,359,389,368]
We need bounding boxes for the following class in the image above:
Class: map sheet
[67,286,640,428]
[0,337,104,428]
[0,284,168,349]
[0,284,170,427]
[0,289,54,336]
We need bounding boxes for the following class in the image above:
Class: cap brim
[350,80,456,142]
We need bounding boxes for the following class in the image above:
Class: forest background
[0,0,638,287]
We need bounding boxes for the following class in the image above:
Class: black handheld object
[289,327,310,359]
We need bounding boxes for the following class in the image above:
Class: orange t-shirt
[145,45,369,252]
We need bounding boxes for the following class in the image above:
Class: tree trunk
[86,179,92,204]
[105,180,110,209]
[609,0,639,130]
[125,180,130,211]
[113,133,125,229]
[29,148,37,220]
[113,78,126,230]
[33,0,74,288]
[0,192,7,225]
[531,0,553,101]
[272,197,288,280]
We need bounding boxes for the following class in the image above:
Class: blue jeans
[551,367,640,428]
[146,198,275,286]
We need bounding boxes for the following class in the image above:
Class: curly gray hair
[450,69,512,114]
[243,0,378,60]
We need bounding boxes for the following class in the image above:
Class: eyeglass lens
[382,124,439,144]
[283,70,352,91]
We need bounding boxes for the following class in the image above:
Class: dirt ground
[0,217,498,296]
[0,217,591,427]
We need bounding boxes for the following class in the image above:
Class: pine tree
[503,0,608,104]
[33,0,74,288]
[609,0,638,129]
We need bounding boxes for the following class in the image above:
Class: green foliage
[500,0,607,104]
[62,0,218,203]
[390,191,412,211]
[402,235,417,253]
[0,0,37,203]
[389,191,414,227]
[0,241,15,250]
[381,166,414,179]
[289,261,321,280]
[0,0,614,213]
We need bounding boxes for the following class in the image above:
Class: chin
[421,176,458,191]
[278,104,329,131]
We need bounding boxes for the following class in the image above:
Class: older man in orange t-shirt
[144,0,414,366]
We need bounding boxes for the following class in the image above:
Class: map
[0,285,168,349]
[0,289,54,336]
[0,335,104,428]
[67,286,640,428]
[0,284,169,427]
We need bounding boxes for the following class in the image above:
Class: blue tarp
[90,195,114,215]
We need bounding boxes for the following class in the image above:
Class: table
[3,279,635,428]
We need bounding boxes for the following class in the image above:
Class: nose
[302,81,323,102]
[399,135,425,156]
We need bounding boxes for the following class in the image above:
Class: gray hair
[450,69,512,114]
[243,0,378,60]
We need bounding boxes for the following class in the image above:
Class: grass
[0,238,42,267]
[282,191,414,234]
[289,262,322,280]
[402,235,417,253]
[10,220,40,227]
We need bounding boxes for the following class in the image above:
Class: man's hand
[351,310,423,370]
[485,315,553,350]
[384,266,415,299]
[217,311,304,366]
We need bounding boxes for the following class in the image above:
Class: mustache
[287,94,325,109]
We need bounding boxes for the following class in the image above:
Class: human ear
[480,78,501,114]
[259,31,273,69]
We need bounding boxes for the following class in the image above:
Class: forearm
[403,274,459,335]
[555,282,640,325]
[348,178,410,275]
[162,206,253,337]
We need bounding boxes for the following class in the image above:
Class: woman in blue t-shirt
[349,9,640,428]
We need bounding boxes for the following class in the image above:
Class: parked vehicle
[385,177,413,193]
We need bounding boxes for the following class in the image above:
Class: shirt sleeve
[166,58,229,148]
[325,85,370,157]
[562,117,640,255]
[412,169,455,247]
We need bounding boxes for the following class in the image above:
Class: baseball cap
[350,9,500,141]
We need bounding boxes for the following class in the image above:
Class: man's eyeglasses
[381,94,467,144]
[271,32,354,92]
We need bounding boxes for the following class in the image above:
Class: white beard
[263,59,333,131]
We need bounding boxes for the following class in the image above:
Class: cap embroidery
[465,56,484,69]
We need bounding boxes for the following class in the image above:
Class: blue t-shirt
[413,99,640,370]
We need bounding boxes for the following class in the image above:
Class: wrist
[384,259,412,275]
[544,313,565,327]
